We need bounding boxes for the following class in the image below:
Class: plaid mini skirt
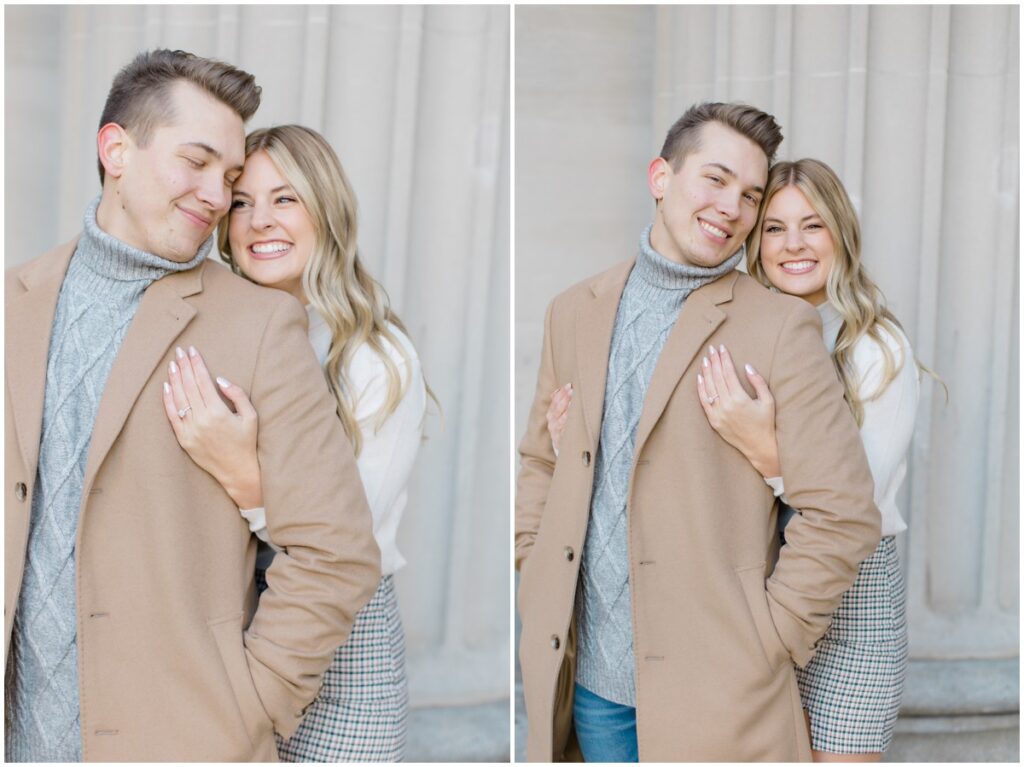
[256,572,409,762]
[793,536,908,754]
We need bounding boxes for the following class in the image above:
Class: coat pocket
[735,564,790,673]
[208,613,274,748]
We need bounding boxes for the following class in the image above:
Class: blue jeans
[573,683,638,762]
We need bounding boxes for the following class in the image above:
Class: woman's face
[758,185,835,306]
[228,150,316,303]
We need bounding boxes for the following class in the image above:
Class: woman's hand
[697,344,781,478]
[546,383,573,455]
[161,345,264,509]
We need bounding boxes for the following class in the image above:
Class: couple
[5,50,428,761]
[517,102,923,761]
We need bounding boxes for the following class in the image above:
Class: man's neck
[95,192,145,253]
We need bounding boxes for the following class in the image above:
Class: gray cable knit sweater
[5,198,209,762]
[575,225,743,706]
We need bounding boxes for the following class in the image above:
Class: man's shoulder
[198,260,302,314]
[549,259,634,312]
[6,236,79,294]
[728,272,820,325]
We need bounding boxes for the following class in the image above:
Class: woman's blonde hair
[747,158,940,425]
[220,125,436,456]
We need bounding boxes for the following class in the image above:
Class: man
[5,50,380,761]
[516,102,881,761]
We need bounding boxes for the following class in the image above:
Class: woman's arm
[349,340,427,527]
[696,344,781,478]
[854,329,920,505]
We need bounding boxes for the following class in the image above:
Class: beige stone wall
[5,4,510,710]
[515,7,1018,754]
[517,2,1017,658]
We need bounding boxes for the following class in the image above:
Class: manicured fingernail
[745,364,755,375]
[703,357,709,368]
[216,376,230,388]
[163,382,170,394]
[169,360,178,374]
[719,344,726,354]
[697,373,704,385]
[175,346,185,359]
[188,345,197,357]
[708,345,716,355]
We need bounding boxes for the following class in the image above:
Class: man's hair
[659,102,783,169]
[96,49,262,183]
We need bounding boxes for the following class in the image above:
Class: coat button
[582,451,591,466]
[550,634,560,650]
[564,546,574,562]
[14,483,27,502]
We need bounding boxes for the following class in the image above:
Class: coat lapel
[633,270,739,459]
[82,263,204,492]
[575,261,633,445]
[6,239,79,477]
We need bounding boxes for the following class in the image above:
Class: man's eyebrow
[182,142,245,176]
[181,141,221,159]
[702,162,764,195]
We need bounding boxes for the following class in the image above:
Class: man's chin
[158,238,206,264]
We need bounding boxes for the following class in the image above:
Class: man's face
[649,122,768,268]
[108,81,246,262]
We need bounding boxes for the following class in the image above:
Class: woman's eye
[276,196,296,204]
[743,194,758,204]
[806,223,822,230]
[185,157,204,169]
[229,199,248,210]
[707,175,723,184]
[765,225,782,233]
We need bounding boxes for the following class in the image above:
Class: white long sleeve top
[242,306,426,575]
[766,301,919,537]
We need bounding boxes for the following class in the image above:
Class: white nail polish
[216,377,230,388]
[169,360,178,374]
[708,345,716,355]
[697,373,703,385]
[703,357,709,367]
[175,346,185,359]
[163,382,170,394]
[188,345,197,357]
[719,344,726,354]
[745,364,755,375]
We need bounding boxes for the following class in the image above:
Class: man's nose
[716,191,740,219]
[196,174,230,214]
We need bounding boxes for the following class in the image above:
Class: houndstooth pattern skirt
[794,536,909,754]
[256,572,409,762]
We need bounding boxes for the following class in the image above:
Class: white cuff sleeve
[238,507,283,552]
[764,476,785,498]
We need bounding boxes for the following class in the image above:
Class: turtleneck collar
[634,223,744,291]
[77,195,211,286]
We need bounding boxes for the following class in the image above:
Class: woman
[547,159,925,761]
[161,125,431,762]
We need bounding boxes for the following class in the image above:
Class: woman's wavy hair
[219,125,437,456]
[746,158,941,425]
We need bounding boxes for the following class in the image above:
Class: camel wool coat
[5,238,381,761]
[516,262,882,762]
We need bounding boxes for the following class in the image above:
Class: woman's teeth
[252,242,290,254]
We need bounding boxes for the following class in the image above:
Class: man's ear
[97,122,131,180]
[647,156,671,201]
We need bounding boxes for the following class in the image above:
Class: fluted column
[5,3,510,717]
